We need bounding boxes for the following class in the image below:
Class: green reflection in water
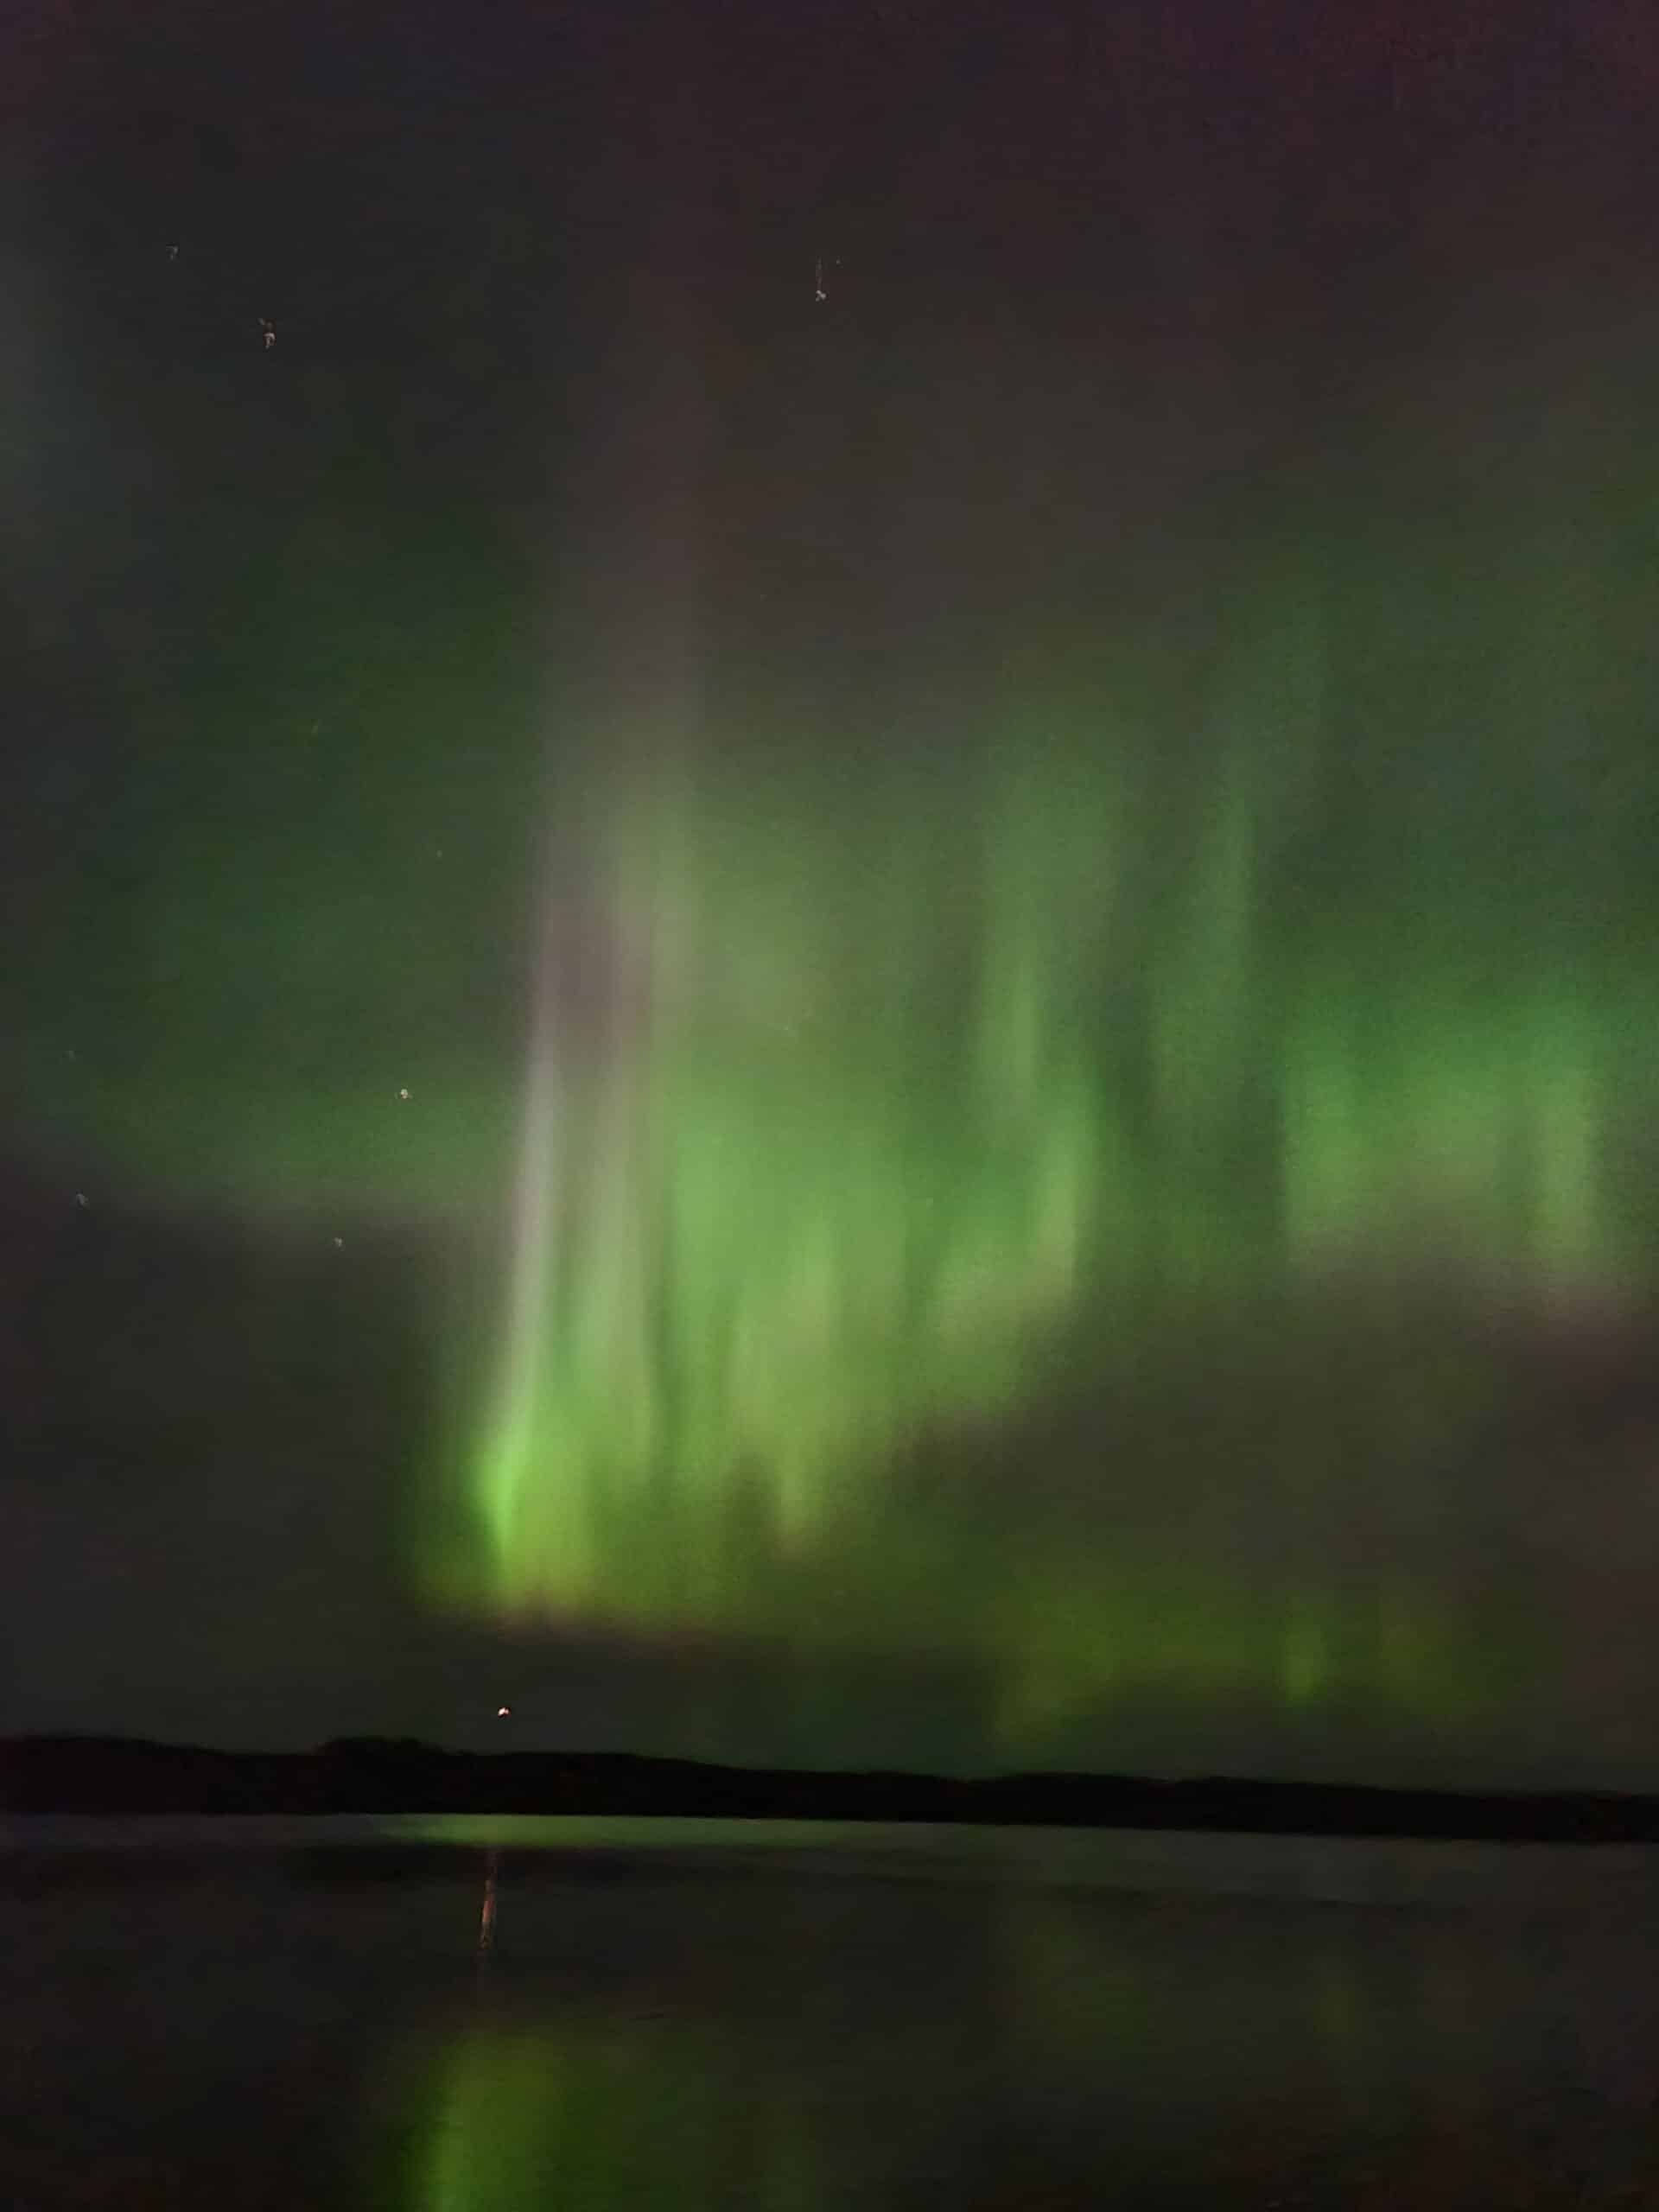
[400,2019,823,2212]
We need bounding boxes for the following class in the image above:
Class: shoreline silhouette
[6,1735,1658,1841]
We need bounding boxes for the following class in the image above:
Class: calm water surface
[4,1818,1658,2208]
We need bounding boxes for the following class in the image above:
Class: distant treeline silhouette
[6,1735,1659,1840]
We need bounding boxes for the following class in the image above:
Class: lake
[4,1817,1657,2206]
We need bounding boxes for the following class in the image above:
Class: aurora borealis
[10,0,1659,1782]
[446,512,1656,1745]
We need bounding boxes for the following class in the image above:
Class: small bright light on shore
[497,1705,511,1717]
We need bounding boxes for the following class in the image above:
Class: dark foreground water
[4,1818,1658,2209]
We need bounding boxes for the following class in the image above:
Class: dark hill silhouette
[4,1736,1659,1840]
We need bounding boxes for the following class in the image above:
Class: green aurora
[441,517,1654,1746]
[13,257,1659,1765]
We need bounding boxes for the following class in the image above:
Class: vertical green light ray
[436,588,1650,1744]
[12,390,1656,1758]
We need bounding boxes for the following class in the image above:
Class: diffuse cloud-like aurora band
[431,571,1657,1745]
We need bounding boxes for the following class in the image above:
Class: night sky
[8,0,1659,1784]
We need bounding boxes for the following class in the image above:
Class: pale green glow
[1281,976,1624,1287]
[433,674,1642,1739]
[466,754,1119,1621]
